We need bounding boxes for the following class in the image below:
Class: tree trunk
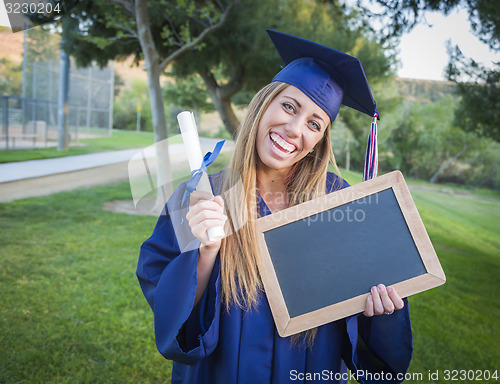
[135,0,172,211]
[429,145,468,184]
[200,65,244,138]
[213,97,240,138]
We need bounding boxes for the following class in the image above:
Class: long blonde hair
[220,81,341,344]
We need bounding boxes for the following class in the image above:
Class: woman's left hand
[363,284,404,317]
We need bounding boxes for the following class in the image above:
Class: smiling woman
[254,84,333,214]
[256,86,329,173]
[136,30,411,384]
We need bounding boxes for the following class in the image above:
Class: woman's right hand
[186,191,227,306]
[185,190,227,253]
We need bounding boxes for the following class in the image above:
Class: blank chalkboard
[257,171,445,337]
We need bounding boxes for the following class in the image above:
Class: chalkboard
[256,171,445,337]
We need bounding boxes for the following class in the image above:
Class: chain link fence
[1,29,114,150]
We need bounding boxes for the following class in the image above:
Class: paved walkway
[0,148,142,183]
[0,138,233,202]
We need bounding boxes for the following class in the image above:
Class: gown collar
[256,192,272,218]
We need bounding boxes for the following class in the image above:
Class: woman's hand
[186,191,227,307]
[363,284,404,317]
[185,191,227,253]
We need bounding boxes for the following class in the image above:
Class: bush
[113,78,154,131]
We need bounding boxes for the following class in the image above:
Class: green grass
[0,130,184,163]
[1,167,499,383]
[0,183,168,383]
[407,186,500,376]
[0,156,228,384]
[336,168,500,381]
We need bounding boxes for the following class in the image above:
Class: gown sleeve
[136,183,221,366]
[342,299,413,384]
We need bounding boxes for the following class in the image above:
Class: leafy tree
[171,0,396,137]
[114,72,125,97]
[387,96,480,182]
[463,138,500,189]
[338,78,402,171]
[26,28,60,63]
[163,74,214,128]
[114,77,153,131]
[362,0,500,142]
[446,44,500,142]
[0,57,22,96]
[363,0,498,49]
[0,29,59,100]
[168,0,281,136]
[54,0,237,208]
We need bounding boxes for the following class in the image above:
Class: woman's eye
[282,102,294,112]
[309,121,321,131]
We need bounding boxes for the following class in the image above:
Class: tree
[171,0,396,137]
[163,73,214,128]
[0,57,22,96]
[387,96,480,182]
[168,0,283,136]
[362,0,500,142]
[114,77,154,131]
[445,44,500,142]
[25,28,60,63]
[338,78,402,171]
[364,0,498,49]
[57,0,237,209]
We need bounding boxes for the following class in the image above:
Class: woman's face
[256,85,330,174]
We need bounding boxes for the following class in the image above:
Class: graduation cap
[267,29,379,123]
[267,29,379,180]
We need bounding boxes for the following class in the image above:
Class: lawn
[0,167,499,383]
[407,186,500,376]
[0,130,183,164]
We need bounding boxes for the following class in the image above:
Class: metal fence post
[108,61,114,136]
[3,97,9,150]
[86,66,92,134]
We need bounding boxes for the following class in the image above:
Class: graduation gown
[137,171,413,384]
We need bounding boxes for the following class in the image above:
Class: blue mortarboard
[267,29,379,124]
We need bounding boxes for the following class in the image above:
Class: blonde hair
[220,81,342,345]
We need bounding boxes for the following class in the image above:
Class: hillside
[395,77,457,103]
[0,28,24,63]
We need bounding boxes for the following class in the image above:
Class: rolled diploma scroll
[177,111,225,242]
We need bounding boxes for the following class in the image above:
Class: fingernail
[368,295,372,301]
[387,286,393,293]
[371,286,377,293]
[378,284,385,292]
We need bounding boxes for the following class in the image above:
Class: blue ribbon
[181,140,225,206]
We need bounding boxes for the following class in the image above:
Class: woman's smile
[269,132,297,155]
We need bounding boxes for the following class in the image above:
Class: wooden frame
[256,170,446,337]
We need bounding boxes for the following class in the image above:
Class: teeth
[270,132,295,154]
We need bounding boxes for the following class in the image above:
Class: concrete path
[0,138,234,202]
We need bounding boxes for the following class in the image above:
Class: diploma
[177,111,225,242]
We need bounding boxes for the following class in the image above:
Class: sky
[1,1,498,82]
[397,7,499,81]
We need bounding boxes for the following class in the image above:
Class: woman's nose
[284,117,302,138]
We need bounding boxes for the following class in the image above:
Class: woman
[137,30,412,384]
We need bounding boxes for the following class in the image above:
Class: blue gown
[137,171,413,384]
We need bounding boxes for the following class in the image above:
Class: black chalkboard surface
[256,171,445,337]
